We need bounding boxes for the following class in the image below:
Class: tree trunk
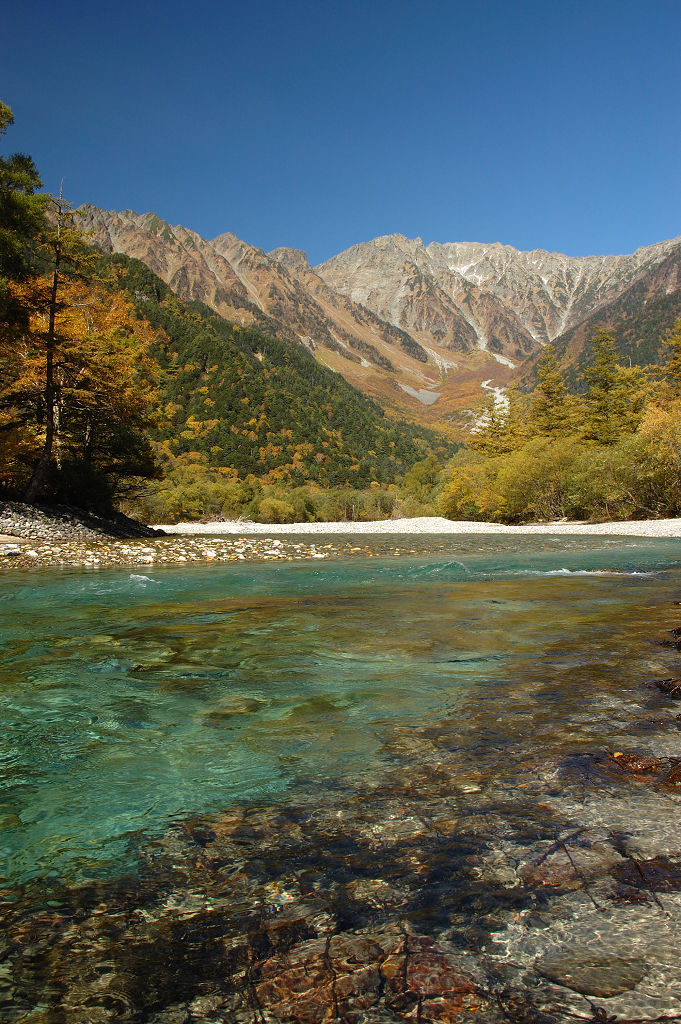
[23,240,61,504]
[83,415,93,463]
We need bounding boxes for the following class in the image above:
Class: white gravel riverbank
[3,505,681,571]
[154,516,681,537]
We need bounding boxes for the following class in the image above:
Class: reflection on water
[2,536,681,1022]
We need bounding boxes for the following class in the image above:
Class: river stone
[203,695,266,722]
[254,934,384,1022]
[536,952,649,996]
[382,937,482,1019]
[0,814,22,830]
[519,840,623,887]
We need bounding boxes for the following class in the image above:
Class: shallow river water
[2,535,681,1023]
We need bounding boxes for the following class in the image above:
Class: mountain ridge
[79,205,438,397]
[316,231,681,354]
[98,252,452,489]
[79,204,681,431]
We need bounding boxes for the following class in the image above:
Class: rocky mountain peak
[267,247,313,278]
[317,232,681,351]
[75,204,681,429]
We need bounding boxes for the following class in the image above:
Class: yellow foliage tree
[1,274,162,508]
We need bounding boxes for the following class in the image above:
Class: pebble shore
[159,514,681,536]
[3,500,681,571]
[0,501,449,569]
[0,533,428,569]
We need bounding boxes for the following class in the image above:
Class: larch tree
[662,318,681,396]
[470,386,528,457]
[4,273,163,509]
[580,328,649,445]
[21,194,100,501]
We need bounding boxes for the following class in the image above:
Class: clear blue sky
[2,0,681,265]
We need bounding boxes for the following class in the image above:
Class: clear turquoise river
[3,536,681,1022]
[2,535,680,887]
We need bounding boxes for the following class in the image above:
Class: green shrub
[256,497,296,523]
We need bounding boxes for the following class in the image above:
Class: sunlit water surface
[2,535,680,885]
[3,535,681,1021]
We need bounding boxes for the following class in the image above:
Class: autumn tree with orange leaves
[1,267,163,509]
[0,102,162,509]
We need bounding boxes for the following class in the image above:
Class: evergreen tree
[400,454,442,502]
[0,101,49,340]
[529,343,571,434]
[97,253,454,488]
[470,387,527,457]
[662,317,681,396]
[22,195,97,501]
[580,328,648,444]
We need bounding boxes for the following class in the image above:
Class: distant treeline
[435,330,681,522]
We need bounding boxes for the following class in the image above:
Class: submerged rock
[609,750,666,773]
[616,855,681,892]
[255,934,385,1022]
[518,837,624,888]
[646,676,681,698]
[382,936,484,1020]
[536,951,649,997]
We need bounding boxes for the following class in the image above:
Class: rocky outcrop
[316,232,681,362]
[79,207,432,401]
[79,205,681,424]
[538,244,681,382]
[80,206,455,418]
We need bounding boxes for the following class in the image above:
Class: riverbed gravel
[0,533,419,570]
[2,501,681,571]
[159,515,681,536]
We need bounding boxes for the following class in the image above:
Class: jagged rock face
[514,244,681,389]
[557,245,681,356]
[80,207,252,314]
[316,232,681,358]
[78,206,441,418]
[268,246,314,278]
[79,206,681,428]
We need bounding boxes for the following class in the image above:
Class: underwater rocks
[607,751,666,772]
[535,951,649,998]
[646,676,681,699]
[517,836,625,889]
[381,936,485,1020]
[252,933,487,1024]
[254,933,386,1022]
[7,591,681,1021]
[5,731,681,1024]
[606,749,681,787]
[616,856,681,893]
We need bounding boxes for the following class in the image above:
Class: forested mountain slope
[515,246,681,390]
[552,247,681,387]
[81,206,681,428]
[101,254,453,487]
[81,207,442,423]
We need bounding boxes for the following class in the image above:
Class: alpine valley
[80,205,681,433]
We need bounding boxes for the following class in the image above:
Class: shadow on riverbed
[3,543,681,1022]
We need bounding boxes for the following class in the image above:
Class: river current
[2,535,681,1023]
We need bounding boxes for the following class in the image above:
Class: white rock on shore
[154,515,681,537]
